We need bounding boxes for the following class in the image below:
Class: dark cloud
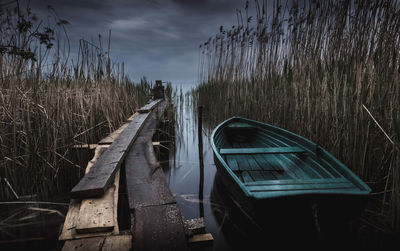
[171,0,208,6]
[28,0,246,86]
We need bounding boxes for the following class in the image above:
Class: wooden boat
[211,116,371,222]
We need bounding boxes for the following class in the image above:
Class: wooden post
[197,106,204,218]
[198,106,203,148]
[228,98,231,115]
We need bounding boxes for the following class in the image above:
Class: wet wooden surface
[133,204,187,251]
[125,141,176,209]
[125,100,188,251]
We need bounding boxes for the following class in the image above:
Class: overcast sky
[28,0,248,88]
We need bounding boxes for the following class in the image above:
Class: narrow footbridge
[58,91,209,251]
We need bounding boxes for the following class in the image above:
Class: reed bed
[194,0,400,233]
[0,2,149,200]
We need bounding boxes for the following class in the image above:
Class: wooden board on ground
[59,171,120,239]
[102,235,132,251]
[137,99,162,113]
[61,236,105,251]
[59,199,83,240]
[133,204,187,251]
[125,141,175,209]
[125,101,174,210]
[126,100,187,250]
[59,146,119,240]
[188,233,214,244]
[184,217,205,236]
[75,170,120,234]
[70,111,151,198]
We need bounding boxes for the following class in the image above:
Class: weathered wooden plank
[126,168,176,209]
[188,233,214,244]
[125,101,174,210]
[102,235,132,251]
[126,100,187,250]
[59,146,119,240]
[99,123,130,145]
[133,204,188,251]
[59,172,120,239]
[75,170,120,234]
[62,236,105,251]
[184,217,205,236]
[76,145,120,234]
[58,200,114,240]
[85,146,109,174]
[59,199,81,241]
[70,112,150,198]
[127,112,138,122]
[137,99,162,113]
[125,141,175,209]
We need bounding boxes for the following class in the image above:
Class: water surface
[164,94,299,250]
[164,94,379,250]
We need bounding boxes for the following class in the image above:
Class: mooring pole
[198,105,204,218]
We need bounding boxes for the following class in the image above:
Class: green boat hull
[211,116,371,220]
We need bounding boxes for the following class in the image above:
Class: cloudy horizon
[28,0,248,88]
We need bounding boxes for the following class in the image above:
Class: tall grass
[0,2,149,200]
[195,0,400,232]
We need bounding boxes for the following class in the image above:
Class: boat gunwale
[210,116,372,200]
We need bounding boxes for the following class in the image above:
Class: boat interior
[214,120,369,197]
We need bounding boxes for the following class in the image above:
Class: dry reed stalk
[195,0,400,232]
[0,1,151,200]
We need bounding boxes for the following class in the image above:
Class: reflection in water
[210,172,323,250]
[166,93,291,250]
[210,173,268,250]
[0,201,68,250]
[165,93,232,250]
[197,105,205,219]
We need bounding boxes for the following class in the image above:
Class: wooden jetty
[60,95,210,251]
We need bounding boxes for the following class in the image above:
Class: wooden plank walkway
[70,100,162,198]
[60,145,125,250]
[60,146,120,241]
[60,97,189,251]
[137,99,162,113]
[125,100,188,251]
